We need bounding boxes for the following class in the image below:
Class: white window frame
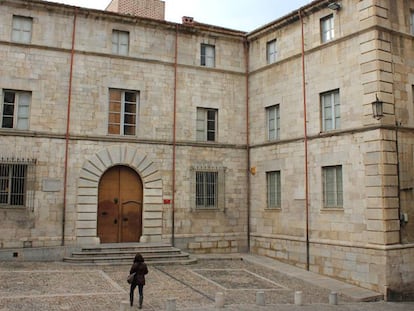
[321,14,334,43]
[201,44,215,67]
[321,89,340,131]
[191,166,226,211]
[267,171,281,209]
[196,107,218,142]
[267,39,277,64]
[108,89,139,136]
[112,30,129,55]
[11,15,33,43]
[1,90,31,130]
[322,166,343,208]
[266,104,280,141]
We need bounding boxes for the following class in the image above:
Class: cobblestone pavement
[0,257,413,311]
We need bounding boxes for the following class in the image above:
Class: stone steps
[63,242,197,265]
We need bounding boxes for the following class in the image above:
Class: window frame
[266,104,280,141]
[196,107,218,142]
[266,39,277,64]
[0,159,36,210]
[322,165,343,209]
[1,90,31,130]
[11,15,33,44]
[267,171,281,209]
[200,43,215,67]
[112,29,130,56]
[191,166,226,211]
[108,89,139,136]
[321,89,340,131]
[320,14,334,43]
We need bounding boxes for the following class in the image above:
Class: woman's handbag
[127,272,136,284]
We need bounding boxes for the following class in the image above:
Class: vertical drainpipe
[171,24,178,247]
[244,38,250,252]
[299,10,310,271]
[62,8,77,246]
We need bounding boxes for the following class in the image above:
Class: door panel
[98,166,142,243]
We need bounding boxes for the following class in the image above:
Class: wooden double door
[97,166,143,243]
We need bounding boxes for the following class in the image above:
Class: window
[196,108,217,142]
[267,171,281,208]
[266,104,280,140]
[108,89,138,136]
[112,30,129,55]
[201,44,215,67]
[0,159,36,209]
[323,166,343,208]
[321,14,334,43]
[11,15,32,43]
[192,166,225,210]
[321,89,340,131]
[411,11,414,34]
[267,39,277,64]
[1,90,30,130]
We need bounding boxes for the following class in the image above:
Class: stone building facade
[0,0,413,300]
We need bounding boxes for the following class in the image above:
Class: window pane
[196,171,218,208]
[267,171,281,208]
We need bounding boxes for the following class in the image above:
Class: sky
[47,0,313,31]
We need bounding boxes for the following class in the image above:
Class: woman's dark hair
[134,253,144,263]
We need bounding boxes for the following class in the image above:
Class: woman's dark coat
[129,253,148,285]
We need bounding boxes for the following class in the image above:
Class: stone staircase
[63,242,197,265]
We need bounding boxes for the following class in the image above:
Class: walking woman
[129,253,148,309]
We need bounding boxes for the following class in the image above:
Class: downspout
[171,24,178,247]
[62,8,77,246]
[244,38,250,252]
[299,10,310,271]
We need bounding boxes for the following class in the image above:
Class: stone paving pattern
[0,258,413,311]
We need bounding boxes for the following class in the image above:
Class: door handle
[123,218,128,222]
[114,219,118,224]
[114,198,118,204]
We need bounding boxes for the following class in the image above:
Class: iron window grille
[0,158,36,210]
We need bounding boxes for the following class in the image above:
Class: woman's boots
[138,296,143,309]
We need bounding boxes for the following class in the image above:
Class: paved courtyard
[0,255,413,311]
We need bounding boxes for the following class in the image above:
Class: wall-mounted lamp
[327,2,341,10]
[371,94,384,120]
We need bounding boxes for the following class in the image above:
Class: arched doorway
[97,165,143,243]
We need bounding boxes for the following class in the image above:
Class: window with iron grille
[322,165,343,208]
[0,158,36,209]
[411,11,414,34]
[112,30,129,55]
[1,90,31,130]
[12,15,33,44]
[267,171,281,208]
[191,166,225,211]
[108,89,139,136]
[201,44,215,67]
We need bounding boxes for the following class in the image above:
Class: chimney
[106,0,165,20]
[182,16,194,25]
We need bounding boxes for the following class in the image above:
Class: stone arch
[75,145,163,245]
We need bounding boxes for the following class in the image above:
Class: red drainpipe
[244,38,250,251]
[62,8,77,246]
[299,10,310,271]
[171,24,178,246]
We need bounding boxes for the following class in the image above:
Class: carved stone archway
[75,145,163,246]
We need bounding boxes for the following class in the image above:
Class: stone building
[0,0,413,300]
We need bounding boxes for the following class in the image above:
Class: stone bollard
[120,301,132,311]
[329,292,338,305]
[256,291,265,306]
[166,298,176,311]
[294,291,303,306]
[215,292,225,308]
